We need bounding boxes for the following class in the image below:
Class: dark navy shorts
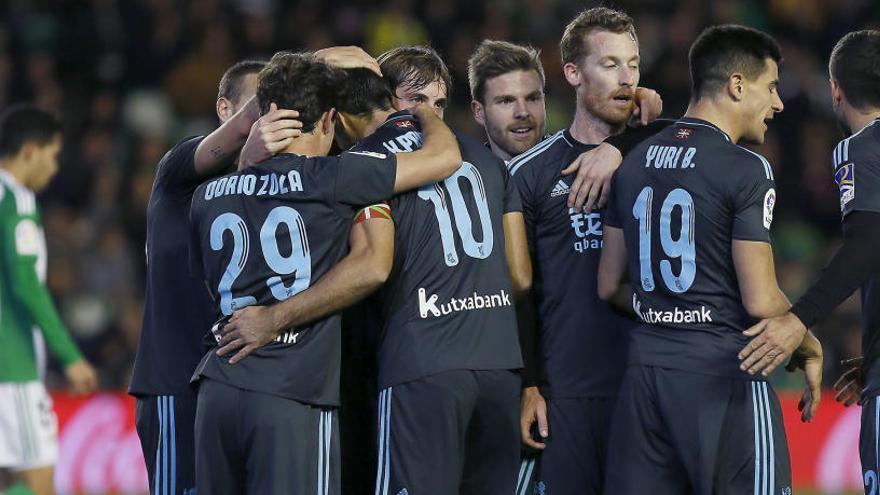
[862,394,880,495]
[605,366,791,495]
[374,369,520,495]
[518,396,616,495]
[136,392,197,495]
[194,378,339,494]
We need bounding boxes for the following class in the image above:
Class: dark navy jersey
[352,112,523,389]
[832,118,880,396]
[605,118,777,378]
[189,150,397,406]
[508,129,635,398]
[130,136,217,396]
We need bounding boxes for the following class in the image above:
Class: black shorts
[194,378,339,494]
[374,369,520,495]
[519,396,615,495]
[605,366,791,495]
[862,394,880,494]
[135,392,197,495]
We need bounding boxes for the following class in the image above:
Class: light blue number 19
[632,186,696,293]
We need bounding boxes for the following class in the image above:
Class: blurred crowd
[1,0,877,390]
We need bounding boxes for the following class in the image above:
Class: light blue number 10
[632,186,696,293]
[211,206,312,315]
[418,162,494,267]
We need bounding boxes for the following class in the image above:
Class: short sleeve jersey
[508,129,636,398]
[129,137,219,396]
[352,112,523,389]
[605,118,777,378]
[831,118,880,395]
[189,150,397,406]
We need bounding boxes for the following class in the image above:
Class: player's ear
[830,78,843,108]
[216,97,233,123]
[471,100,485,126]
[322,108,337,135]
[562,62,581,87]
[727,73,744,102]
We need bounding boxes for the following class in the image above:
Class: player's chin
[501,138,538,156]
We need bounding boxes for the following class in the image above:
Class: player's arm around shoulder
[392,104,461,192]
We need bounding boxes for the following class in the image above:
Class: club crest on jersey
[763,188,776,229]
[834,162,855,211]
[395,120,415,129]
[674,128,693,140]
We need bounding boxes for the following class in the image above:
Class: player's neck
[487,137,513,162]
[363,109,394,138]
[0,160,29,188]
[684,99,740,142]
[281,133,329,158]
[845,106,880,136]
[569,107,623,145]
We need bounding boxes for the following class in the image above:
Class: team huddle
[1,4,878,495]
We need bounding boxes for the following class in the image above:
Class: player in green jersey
[0,105,97,495]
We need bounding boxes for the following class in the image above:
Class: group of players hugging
[50,5,877,495]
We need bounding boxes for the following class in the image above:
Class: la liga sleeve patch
[14,219,41,256]
[763,188,776,230]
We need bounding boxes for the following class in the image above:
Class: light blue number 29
[632,186,696,293]
[418,162,494,266]
[211,206,312,316]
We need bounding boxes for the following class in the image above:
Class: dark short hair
[256,52,339,133]
[467,40,545,103]
[559,7,636,65]
[335,68,394,117]
[829,30,880,110]
[0,104,62,159]
[218,60,266,104]
[689,25,782,100]
[377,46,452,97]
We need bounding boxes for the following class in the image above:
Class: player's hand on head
[239,103,303,170]
[833,356,864,407]
[314,46,382,76]
[64,358,98,395]
[561,142,623,212]
[216,305,282,364]
[738,312,807,377]
[520,386,548,450]
[631,87,663,126]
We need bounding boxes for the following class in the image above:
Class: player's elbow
[362,252,392,289]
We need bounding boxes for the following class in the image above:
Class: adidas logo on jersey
[550,180,570,197]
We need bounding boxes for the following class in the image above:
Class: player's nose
[619,66,636,87]
[771,92,784,113]
[513,100,530,118]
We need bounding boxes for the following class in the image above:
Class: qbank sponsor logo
[418,287,512,318]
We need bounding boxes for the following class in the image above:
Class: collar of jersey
[677,117,732,142]
[562,127,599,152]
[0,168,24,190]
